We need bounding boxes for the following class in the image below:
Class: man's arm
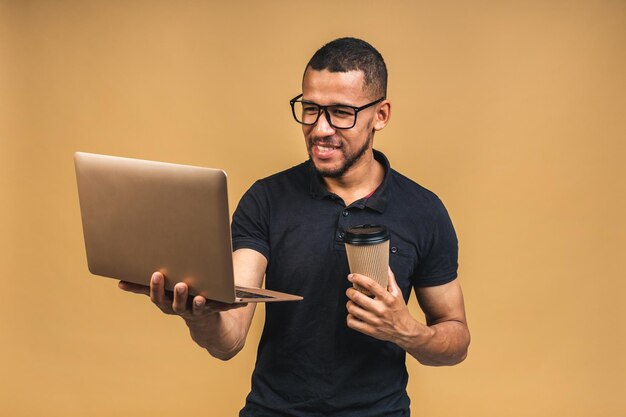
[346,270,470,366]
[119,248,266,361]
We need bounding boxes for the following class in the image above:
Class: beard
[308,132,373,179]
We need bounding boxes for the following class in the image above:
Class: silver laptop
[74,152,302,304]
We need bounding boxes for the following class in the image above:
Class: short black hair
[306,37,387,98]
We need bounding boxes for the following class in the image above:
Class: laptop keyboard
[236,289,275,299]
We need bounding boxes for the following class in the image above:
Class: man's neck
[322,151,385,207]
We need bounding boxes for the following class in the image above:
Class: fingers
[149,272,166,305]
[345,268,412,342]
[133,272,239,318]
[347,312,375,335]
[173,284,244,316]
[149,272,189,315]
[348,273,388,300]
[346,299,381,325]
[172,283,189,314]
[346,286,377,312]
[345,270,402,326]
[191,295,206,313]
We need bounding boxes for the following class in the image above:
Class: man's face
[301,69,380,179]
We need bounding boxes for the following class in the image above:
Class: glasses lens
[292,101,357,128]
[326,105,356,128]
[292,101,319,125]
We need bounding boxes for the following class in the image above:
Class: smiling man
[120,37,470,416]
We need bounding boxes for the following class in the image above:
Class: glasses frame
[289,94,385,130]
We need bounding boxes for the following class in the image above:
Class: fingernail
[194,299,204,307]
[152,273,161,284]
[348,274,354,281]
[176,285,184,294]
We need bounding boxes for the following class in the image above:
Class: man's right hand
[117,249,265,360]
[118,271,247,323]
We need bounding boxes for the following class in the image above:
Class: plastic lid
[344,224,389,245]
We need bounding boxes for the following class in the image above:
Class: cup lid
[344,224,390,245]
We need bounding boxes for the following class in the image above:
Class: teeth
[317,145,333,152]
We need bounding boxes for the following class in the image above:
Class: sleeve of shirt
[231,180,271,261]
[413,198,459,287]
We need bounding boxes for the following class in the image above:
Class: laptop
[74,152,302,304]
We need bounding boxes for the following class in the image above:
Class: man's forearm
[396,319,470,366]
[185,311,247,361]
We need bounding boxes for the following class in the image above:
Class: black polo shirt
[232,150,458,417]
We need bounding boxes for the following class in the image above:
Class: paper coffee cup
[344,224,390,296]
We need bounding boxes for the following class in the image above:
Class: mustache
[309,137,342,147]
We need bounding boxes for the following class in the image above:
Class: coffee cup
[344,224,390,296]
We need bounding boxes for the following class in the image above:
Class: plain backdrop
[1,1,624,416]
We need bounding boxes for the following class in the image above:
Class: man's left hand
[346,268,419,344]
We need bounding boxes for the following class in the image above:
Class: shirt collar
[308,149,391,213]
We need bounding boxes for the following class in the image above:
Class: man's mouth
[316,144,337,153]
[311,142,341,158]
[311,139,341,150]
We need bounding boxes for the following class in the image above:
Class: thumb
[387,266,401,297]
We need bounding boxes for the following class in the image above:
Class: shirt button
[338,231,345,240]
[342,210,349,217]
[391,246,398,253]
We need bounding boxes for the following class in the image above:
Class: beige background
[1,1,625,416]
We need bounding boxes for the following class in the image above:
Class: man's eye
[330,107,354,118]
[303,105,319,114]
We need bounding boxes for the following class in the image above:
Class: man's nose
[312,109,336,136]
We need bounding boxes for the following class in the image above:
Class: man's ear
[373,100,391,131]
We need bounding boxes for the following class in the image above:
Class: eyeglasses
[289,94,384,130]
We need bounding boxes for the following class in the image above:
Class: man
[120,37,470,416]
